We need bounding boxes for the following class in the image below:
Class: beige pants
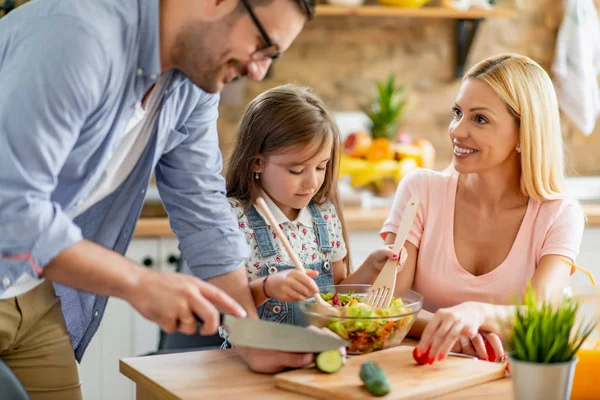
[0,280,82,400]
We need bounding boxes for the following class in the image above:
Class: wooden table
[120,346,514,400]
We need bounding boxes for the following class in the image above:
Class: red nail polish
[392,253,398,259]
[437,354,444,361]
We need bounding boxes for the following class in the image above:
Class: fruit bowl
[377,0,431,7]
[300,284,423,354]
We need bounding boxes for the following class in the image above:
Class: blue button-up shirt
[0,0,250,360]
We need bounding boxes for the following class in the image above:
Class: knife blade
[222,314,348,353]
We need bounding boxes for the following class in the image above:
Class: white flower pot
[509,355,578,400]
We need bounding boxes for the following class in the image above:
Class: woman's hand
[453,332,505,361]
[416,301,487,362]
[264,269,320,302]
[366,245,407,272]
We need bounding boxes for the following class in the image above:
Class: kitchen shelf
[315,5,515,19]
[315,5,516,77]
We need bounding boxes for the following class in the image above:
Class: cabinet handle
[141,257,154,267]
[167,254,181,265]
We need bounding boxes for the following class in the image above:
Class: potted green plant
[506,285,598,400]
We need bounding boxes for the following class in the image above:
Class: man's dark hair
[239,0,316,19]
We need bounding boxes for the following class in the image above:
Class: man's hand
[124,269,247,335]
[42,240,247,336]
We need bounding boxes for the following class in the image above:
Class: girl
[225,84,402,327]
[382,54,585,363]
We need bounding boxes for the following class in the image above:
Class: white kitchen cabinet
[159,237,181,274]
[347,230,385,271]
[78,238,176,400]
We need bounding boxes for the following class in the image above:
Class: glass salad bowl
[300,284,423,354]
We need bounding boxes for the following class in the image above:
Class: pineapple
[362,74,406,141]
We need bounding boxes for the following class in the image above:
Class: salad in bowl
[300,284,423,354]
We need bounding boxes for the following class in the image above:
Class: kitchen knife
[193,314,348,352]
[223,315,348,352]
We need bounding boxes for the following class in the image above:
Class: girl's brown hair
[226,84,351,274]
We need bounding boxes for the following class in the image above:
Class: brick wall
[218,0,600,175]
[5,0,599,174]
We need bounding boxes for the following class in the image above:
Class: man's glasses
[240,0,281,61]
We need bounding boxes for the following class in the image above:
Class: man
[0,0,316,398]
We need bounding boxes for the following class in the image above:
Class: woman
[382,54,585,363]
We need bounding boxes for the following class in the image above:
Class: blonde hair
[226,84,351,274]
[464,53,565,202]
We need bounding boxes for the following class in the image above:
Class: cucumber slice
[360,361,391,396]
[315,350,344,374]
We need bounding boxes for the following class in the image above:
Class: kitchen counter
[133,203,600,237]
[120,343,513,400]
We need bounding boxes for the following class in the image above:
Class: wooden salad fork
[365,195,420,308]
[254,197,339,316]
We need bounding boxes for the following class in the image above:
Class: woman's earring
[516,143,521,153]
[254,173,259,180]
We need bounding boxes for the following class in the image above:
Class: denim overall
[247,203,335,327]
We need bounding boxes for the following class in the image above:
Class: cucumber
[315,350,344,373]
[360,361,390,397]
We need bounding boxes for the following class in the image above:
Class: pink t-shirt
[380,169,585,312]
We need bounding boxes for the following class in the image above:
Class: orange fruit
[365,138,395,162]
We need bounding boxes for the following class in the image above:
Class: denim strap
[307,203,332,254]
[246,205,278,258]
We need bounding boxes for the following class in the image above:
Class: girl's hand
[416,302,486,363]
[264,269,320,302]
[454,332,505,362]
[366,245,407,272]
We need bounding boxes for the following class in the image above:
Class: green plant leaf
[362,74,407,139]
[506,285,593,363]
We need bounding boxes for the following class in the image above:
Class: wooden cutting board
[274,346,507,400]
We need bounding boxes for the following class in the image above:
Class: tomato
[412,347,432,365]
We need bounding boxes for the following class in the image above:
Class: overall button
[272,306,281,314]
[2,277,11,288]
[323,261,331,272]
[268,266,278,275]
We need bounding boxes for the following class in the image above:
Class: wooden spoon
[254,197,339,316]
